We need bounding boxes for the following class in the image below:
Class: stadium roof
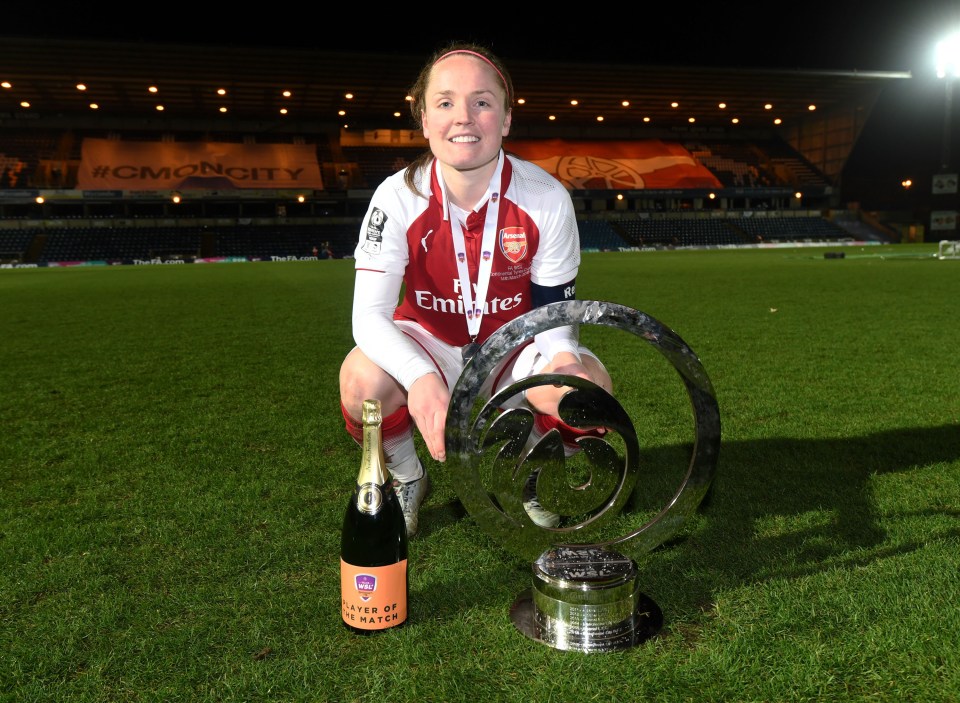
[0,37,911,136]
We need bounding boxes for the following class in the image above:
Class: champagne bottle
[340,398,409,633]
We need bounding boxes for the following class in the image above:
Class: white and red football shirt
[352,150,580,389]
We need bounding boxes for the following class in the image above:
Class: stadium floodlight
[935,31,960,170]
[935,31,960,78]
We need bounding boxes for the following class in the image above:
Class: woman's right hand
[407,372,450,463]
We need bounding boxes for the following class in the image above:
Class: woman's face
[421,53,511,176]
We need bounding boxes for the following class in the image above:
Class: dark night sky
[10,2,959,72]
[7,2,960,211]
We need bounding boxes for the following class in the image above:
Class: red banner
[506,139,723,190]
[77,139,323,190]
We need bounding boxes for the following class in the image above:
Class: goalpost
[939,240,960,260]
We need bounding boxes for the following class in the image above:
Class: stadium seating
[615,217,741,247]
[0,229,37,260]
[214,223,357,259]
[340,146,425,188]
[40,227,203,262]
[0,131,60,188]
[733,216,849,242]
[0,127,884,264]
[577,220,629,250]
[3,213,857,265]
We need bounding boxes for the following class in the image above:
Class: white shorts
[395,320,602,408]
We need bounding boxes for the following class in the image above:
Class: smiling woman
[405,47,514,205]
[337,41,614,539]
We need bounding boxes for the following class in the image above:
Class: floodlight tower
[933,31,960,240]
[935,31,960,170]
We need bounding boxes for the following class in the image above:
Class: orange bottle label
[340,558,408,630]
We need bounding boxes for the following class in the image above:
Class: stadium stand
[2,210,864,264]
[683,141,775,188]
[577,220,629,250]
[340,146,425,188]
[616,217,745,248]
[733,215,850,243]
[0,130,59,188]
[0,34,923,264]
[0,229,37,261]
[214,223,358,260]
[13,221,360,263]
[39,227,203,262]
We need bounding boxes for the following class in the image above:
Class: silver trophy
[446,300,721,652]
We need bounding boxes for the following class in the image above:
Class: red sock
[341,403,364,445]
[534,413,606,450]
[341,403,413,449]
[381,406,414,460]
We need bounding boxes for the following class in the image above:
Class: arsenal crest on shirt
[499,226,527,263]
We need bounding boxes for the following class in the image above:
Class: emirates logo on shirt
[499,227,527,263]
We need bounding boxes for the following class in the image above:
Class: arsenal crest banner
[506,139,723,190]
[77,139,324,190]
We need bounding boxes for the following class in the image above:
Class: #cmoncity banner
[77,139,324,190]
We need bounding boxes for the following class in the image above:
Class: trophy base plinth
[510,546,663,652]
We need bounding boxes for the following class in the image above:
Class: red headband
[433,49,511,103]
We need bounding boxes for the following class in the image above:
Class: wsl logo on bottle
[356,482,383,514]
[354,573,377,602]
